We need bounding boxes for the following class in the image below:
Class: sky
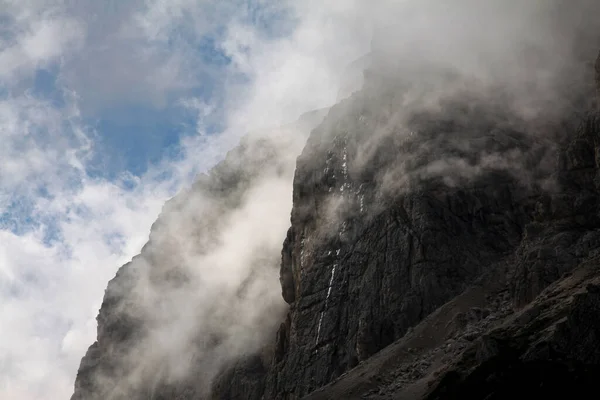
[0,1,372,398]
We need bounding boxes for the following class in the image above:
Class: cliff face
[302,77,600,399]
[72,28,600,400]
[262,49,600,398]
[267,95,536,398]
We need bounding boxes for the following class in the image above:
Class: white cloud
[0,192,164,398]
[0,1,83,82]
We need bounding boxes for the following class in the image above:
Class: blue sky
[0,1,371,398]
[27,14,232,181]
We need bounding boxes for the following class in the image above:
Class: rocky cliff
[72,15,600,400]
[301,54,600,398]
[259,48,600,398]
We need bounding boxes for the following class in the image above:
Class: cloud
[0,1,83,82]
[328,0,600,205]
[106,147,300,396]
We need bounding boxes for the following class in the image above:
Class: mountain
[300,52,600,399]
[72,9,600,400]
[258,48,600,398]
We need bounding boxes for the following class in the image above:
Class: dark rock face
[512,113,600,307]
[596,50,600,104]
[425,262,600,400]
[301,86,600,400]
[302,261,600,400]
[262,65,564,397]
[262,38,600,396]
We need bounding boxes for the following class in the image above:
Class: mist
[342,0,600,202]
[74,1,600,398]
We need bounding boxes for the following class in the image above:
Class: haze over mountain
[2,1,600,399]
